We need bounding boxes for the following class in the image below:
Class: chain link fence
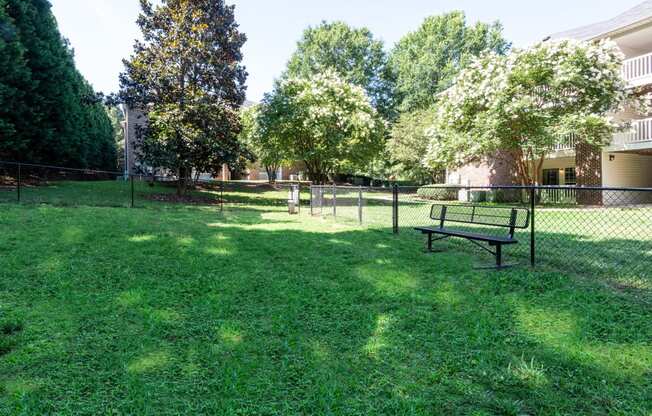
[0,161,308,210]
[310,184,652,286]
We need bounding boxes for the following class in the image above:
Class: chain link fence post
[332,183,337,218]
[309,185,314,216]
[358,186,363,224]
[530,186,536,267]
[16,162,21,203]
[220,180,224,212]
[392,183,399,234]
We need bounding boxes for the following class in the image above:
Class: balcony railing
[551,118,652,152]
[613,117,652,146]
[621,52,652,85]
[552,134,577,151]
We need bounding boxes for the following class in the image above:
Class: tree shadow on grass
[0,207,650,414]
[402,224,652,302]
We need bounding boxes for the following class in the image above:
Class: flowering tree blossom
[260,70,385,184]
[426,39,646,185]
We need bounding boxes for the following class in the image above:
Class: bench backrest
[430,204,530,238]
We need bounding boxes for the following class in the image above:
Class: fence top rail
[310,184,652,192]
[0,160,124,176]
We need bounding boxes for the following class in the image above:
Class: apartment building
[448,1,652,203]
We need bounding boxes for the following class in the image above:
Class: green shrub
[416,185,458,201]
[488,189,523,203]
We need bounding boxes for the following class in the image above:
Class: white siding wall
[602,152,652,204]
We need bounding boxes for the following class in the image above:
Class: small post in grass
[309,185,314,216]
[358,185,363,224]
[16,163,21,203]
[130,175,135,208]
[332,183,336,218]
[220,181,224,212]
[530,186,536,267]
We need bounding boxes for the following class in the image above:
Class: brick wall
[576,143,603,205]
[447,151,518,186]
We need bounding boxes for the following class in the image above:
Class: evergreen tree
[0,0,116,170]
[120,0,248,194]
[0,0,31,161]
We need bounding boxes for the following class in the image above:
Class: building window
[543,169,559,186]
[564,167,576,185]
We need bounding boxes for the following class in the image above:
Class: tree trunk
[177,165,189,196]
[304,160,328,185]
[265,165,279,184]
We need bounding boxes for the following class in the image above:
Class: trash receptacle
[288,185,300,214]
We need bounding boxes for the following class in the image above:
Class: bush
[416,185,458,201]
[487,189,523,204]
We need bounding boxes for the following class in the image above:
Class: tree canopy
[285,21,394,119]
[386,108,442,183]
[389,11,510,112]
[0,0,116,170]
[427,39,643,185]
[260,71,385,184]
[238,104,287,183]
[119,0,248,194]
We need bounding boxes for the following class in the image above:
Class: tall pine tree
[0,0,116,170]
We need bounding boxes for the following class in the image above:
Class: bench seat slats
[414,226,518,244]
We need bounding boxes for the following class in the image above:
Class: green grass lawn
[0,185,650,414]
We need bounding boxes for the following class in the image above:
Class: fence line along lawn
[0,198,650,415]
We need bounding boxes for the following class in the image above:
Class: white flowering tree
[260,70,385,184]
[427,39,643,185]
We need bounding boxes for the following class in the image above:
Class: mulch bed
[143,193,222,205]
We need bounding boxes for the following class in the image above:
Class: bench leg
[473,243,517,270]
[423,233,449,253]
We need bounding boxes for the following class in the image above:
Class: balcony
[550,118,652,155]
[621,52,652,87]
[610,117,652,150]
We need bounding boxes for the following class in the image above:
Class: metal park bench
[414,204,530,269]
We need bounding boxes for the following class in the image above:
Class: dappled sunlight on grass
[432,281,464,306]
[0,199,650,414]
[513,301,651,377]
[61,226,84,244]
[357,264,419,295]
[362,313,394,358]
[36,257,63,275]
[2,378,41,396]
[204,247,232,256]
[116,290,145,307]
[176,236,195,246]
[127,351,171,374]
[217,326,244,348]
[128,234,156,243]
[148,308,182,326]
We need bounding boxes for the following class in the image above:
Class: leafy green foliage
[260,71,385,184]
[119,0,249,194]
[238,104,287,183]
[0,0,116,169]
[389,11,510,112]
[416,185,458,201]
[386,108,443,183]
[285,21,394,119]
[429,39,643,185]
